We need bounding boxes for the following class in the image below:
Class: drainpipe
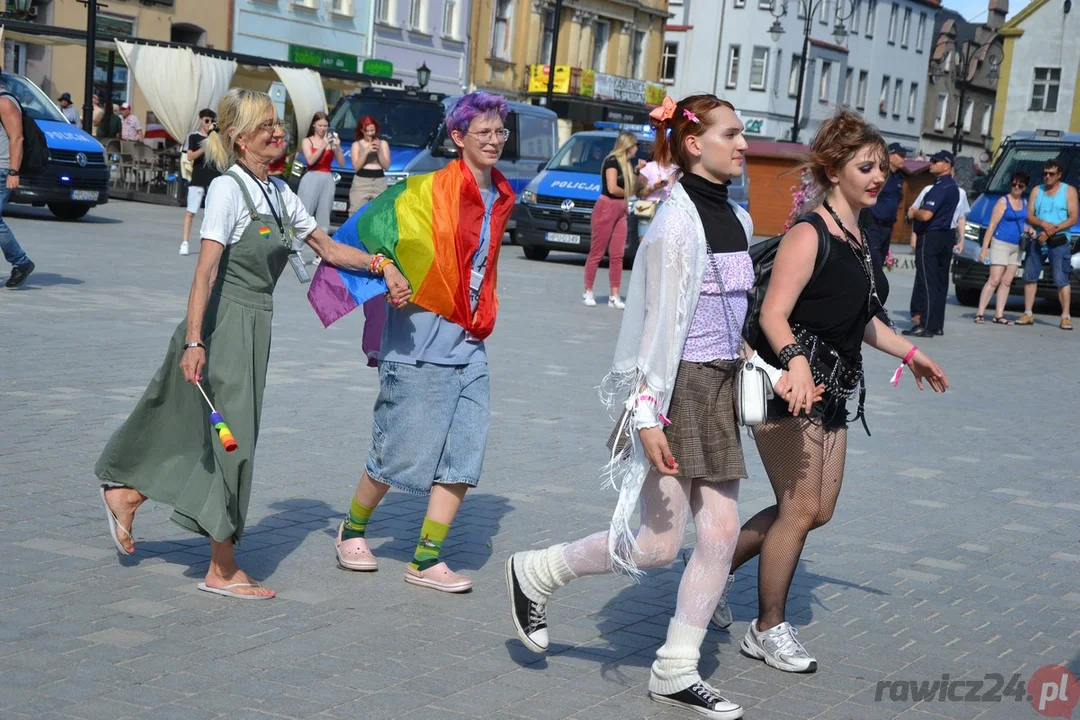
[712,0,729,93]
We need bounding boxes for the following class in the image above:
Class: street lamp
[768,0,856,144]
[1,0,34,20]
[416,62,431,90]
[928,34,1002,156]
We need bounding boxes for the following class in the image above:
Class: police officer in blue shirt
[862,143,909,270]
[903,150,961,338]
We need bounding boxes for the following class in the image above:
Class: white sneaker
[583,290,596,307]
[711,574,735,629]
[609,295,625,310]
[740,619,817,673]
[178,241,189,256]
[649,680,744,719]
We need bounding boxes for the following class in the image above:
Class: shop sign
[580,69,595,98]
[612,76,646,105]
[645,84,666,106]
[528,64,572,94]
[362,58,394,78]
[288,44,358,74]
[594,73,615,100]
[740,116,768,135]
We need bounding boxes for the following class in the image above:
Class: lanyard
[237,163,289,247]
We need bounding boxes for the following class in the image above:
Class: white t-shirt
[910,183,970,229]
[200,164,319,247]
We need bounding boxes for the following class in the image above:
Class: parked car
[1,72,109,220]
[953,129,1080,306]
[289,86,557,227]
[513,122,750,267]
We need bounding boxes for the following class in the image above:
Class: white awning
[271,65,327,137]
[115,41,237,142]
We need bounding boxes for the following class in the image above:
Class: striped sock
[341,497,374,540]
[409,518,450,572]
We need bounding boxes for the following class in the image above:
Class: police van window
[499,111,520,161]
[986,145,1078,194]
[551,135,615,174]
[0,73,67,124]
[516,113,555,161]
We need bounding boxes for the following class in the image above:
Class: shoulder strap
[797,213,832,285]
[270,178,291,226]
[225,171,261,218]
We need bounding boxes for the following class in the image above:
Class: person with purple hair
[333,92,516,593]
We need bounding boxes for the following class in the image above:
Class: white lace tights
[562,472,740,629]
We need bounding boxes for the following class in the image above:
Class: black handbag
[1047,232,1070,248]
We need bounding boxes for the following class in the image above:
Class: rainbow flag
[307,160,514,342]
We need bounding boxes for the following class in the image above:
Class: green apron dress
[96,171,294,544]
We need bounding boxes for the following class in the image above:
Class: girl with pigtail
[506,95,801,720]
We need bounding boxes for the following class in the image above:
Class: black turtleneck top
[679,172,747,254]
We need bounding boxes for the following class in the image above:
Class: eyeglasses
[258,120,285,133]
[202,117,214,124]
[466,128,511,143]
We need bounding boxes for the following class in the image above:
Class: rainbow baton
[195,382,238,453]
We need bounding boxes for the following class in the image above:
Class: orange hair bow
[649,95,677,123]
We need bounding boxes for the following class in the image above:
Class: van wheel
[47,202,92,221]
[523,246,549,261]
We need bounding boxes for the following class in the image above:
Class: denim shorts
[1023,241,1073,288]
[365,360,490,495]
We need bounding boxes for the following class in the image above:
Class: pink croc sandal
[404,562,472,593]
[335,522,378,571]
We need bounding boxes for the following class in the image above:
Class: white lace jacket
[598,182,754,576]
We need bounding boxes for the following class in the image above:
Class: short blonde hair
[204,88,275,172]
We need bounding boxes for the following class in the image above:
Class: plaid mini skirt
[664,359,746,483]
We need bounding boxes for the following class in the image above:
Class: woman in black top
[714,110,949,675]
[584,131,641,309]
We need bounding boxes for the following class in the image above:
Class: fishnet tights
[562,473,740,629]
[729,415,847,629]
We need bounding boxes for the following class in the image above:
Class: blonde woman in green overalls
[95,89,410,599]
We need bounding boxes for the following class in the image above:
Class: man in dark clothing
[179,108,220,256]
[903,150,960,338]
[863,142,908,270]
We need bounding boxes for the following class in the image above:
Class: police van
[290,87,557,227]
[513,122,749,267]
[2,72,109,220]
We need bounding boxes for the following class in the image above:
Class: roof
[999,0,1053,32]
[746,139,809,160]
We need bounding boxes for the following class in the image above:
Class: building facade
[665,0,937,148]
[467,0,669,130]
[370,0,472,94]
[917,0,1004,162]
[7,0,231,119]
[991,0,1080,146]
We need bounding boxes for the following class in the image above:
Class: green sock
[341,497,374,540]
[409,518,450,571]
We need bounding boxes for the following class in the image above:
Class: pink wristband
[891,346,918,387]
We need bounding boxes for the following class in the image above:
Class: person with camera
[973,170,1032,325]
[1016,159,1078,330]
[348,115,390,214]
[297,112,345,237]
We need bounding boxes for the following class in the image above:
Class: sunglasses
[1011,181,1027,188]
[1043,171,1060,177]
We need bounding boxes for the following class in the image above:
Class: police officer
[903,150,960,338]
[863,142,908,270]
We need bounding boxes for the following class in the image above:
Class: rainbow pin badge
[258,226,272,238]
[196,383,238,453]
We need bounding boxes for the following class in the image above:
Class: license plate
[71,190,97,201]
[546,232,580,245]
[332,201,347,212]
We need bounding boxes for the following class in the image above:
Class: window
[516,114,556,160]
[3,40,28,76]
[879,75,889,115]
[892,78,903,115]
[726,45,741,88]
[865,0,876,36]
[981,103,993,135]
[934,92,948,131]
[293,0,317,8]
[915,13,926,51]
[750,46,769,91]
[662,42,679,83]
[844,68,854,105]
[962,99,974,132]
[887,3,898,43]
[631,30,647,79]
[332,0,354,15]
[539,9,555,62]
[408,0,427,31]
[491,0,514,60]
[943,51,952,72]
[1031,67,1061,112]
[901,8,911,47]
[820,0,830,24]
[735,0,746,7]
[856,70,868,109]
[375,0,393,24]
[758,0,773,9]
[442,0,458,38]
[593,21,610,73]
[787,54,801,97]
[819,61,832,101]
[852,0,861,32]
[907,82,918,118]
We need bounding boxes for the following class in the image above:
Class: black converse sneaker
[649,680,744,719]
[505,554,549,653]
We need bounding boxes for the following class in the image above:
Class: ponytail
[203,88,275,172]
[650,94,735,174]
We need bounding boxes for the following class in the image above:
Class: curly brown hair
[805,108,888,193]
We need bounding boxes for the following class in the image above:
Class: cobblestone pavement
[1,200,1078,720]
